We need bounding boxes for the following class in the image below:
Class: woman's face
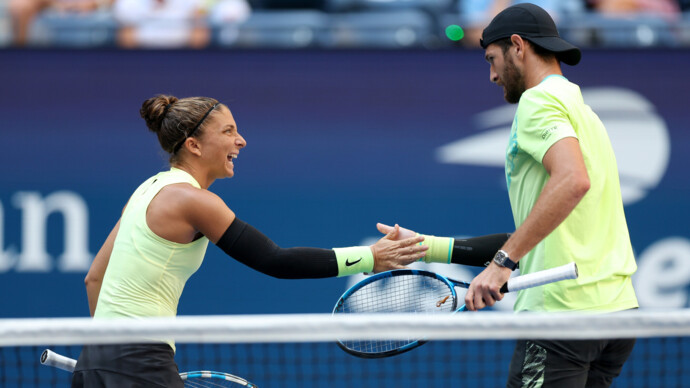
[197,105,247,179]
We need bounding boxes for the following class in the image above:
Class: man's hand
[464,263,512,311]
[376,222,418,240]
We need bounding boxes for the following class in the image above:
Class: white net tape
[2,309,690,346]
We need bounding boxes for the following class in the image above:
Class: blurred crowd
[461,0,688,47]
[5,0,251,47]
[2,0,690,48]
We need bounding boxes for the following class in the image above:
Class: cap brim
[527,36,582,66]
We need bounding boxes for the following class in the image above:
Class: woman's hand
[370,224,427,273]
[376,222,418,240]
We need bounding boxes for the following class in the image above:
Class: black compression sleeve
[451,233,512,267]
[215,218,338,279]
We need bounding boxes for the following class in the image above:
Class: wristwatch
[493,250,518,271]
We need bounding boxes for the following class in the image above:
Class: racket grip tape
[41,349,77,373]
[502,262,578,293]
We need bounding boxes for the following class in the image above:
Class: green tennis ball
[445,25,464,41]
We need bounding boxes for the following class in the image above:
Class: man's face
[485,43,526,104]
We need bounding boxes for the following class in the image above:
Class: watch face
[493,250,515,269]
[494,251,507,265]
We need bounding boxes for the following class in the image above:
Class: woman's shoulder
[158,183,225,210]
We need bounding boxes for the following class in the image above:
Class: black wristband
[451,233,512,267]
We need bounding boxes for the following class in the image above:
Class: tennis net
[1,310,689,387]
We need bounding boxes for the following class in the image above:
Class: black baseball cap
[480,3,581,66]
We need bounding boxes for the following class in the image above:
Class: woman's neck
[171,162,213,189]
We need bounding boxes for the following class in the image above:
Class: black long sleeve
[215,218,338,279]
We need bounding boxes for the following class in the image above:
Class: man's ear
[510,34,526,61]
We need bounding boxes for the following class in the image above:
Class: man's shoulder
[520,77,580,109]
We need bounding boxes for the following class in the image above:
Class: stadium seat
[29,10,117,48]
[325,0,453,14]
[680,12,690,46]
[325,10,436,48]
[562,13,680,48]
[214,10,330,48]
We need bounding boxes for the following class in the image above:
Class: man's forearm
[502,172,589,261]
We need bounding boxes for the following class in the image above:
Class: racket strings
[336,274,455,354]
[184,380,235,388]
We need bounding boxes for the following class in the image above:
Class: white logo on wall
[435,87,670,205]
[0,191,93,273]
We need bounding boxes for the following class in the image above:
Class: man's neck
[524,57,563,89]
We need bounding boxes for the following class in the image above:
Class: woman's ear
[184,137,203,157]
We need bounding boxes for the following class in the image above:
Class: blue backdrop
[0,49,688,318]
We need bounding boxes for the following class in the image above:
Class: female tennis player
[71,94,428,388]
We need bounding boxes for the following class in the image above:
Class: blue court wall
[0,49,688,318]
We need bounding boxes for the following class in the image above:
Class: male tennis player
[72,94,428,387]
[380,3,638,387]
[469,4,638,386]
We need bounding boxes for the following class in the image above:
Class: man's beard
[503,55,526,104]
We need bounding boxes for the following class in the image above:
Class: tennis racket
[332,262,578,358]
[40,349,259,387]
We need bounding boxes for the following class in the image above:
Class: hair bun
[140,94,179,134]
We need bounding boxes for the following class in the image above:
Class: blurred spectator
[586,0,681,17]
[113,0,250,49]
[458,0,584,47]
[680,0,690,12]
[8,0,113,46]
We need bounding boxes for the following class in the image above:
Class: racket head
[180,371,258,387]
[333,269,458,358]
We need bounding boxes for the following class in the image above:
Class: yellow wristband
[417,234,454,264]
[333,246,374,277]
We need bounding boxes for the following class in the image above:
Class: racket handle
[501,262,578,293]
[41,349,77,373]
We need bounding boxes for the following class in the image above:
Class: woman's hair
[140,94,221,162]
